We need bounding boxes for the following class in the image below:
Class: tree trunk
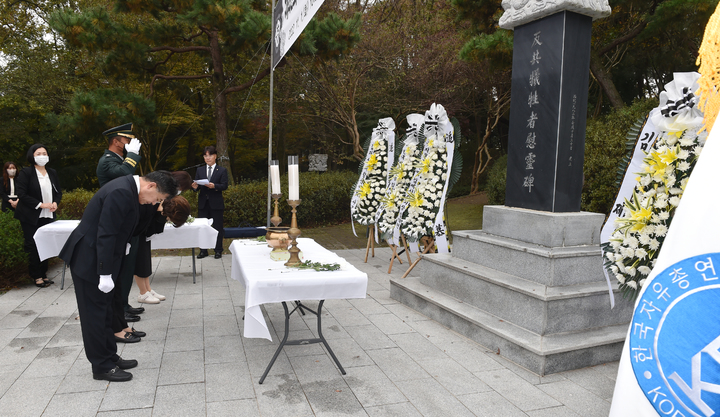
[589,53,625,110]
[208,30,234,183]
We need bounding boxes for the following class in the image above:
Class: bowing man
[192,146,228,259]
[59,171,177,382]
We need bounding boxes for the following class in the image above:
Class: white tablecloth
[34,218,218,261]
[230,238,368,341]
[148,218,217,249]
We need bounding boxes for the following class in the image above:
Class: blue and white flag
[609,114,720,416]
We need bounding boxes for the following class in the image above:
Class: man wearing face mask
[97,123,142,187]
[97,123,146,334]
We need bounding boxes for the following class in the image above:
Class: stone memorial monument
[391,0,634,375]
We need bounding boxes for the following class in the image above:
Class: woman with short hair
[15,144,62,287]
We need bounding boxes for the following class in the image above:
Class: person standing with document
[192,146,228,259]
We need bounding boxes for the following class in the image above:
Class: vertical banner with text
[273,0,325,69]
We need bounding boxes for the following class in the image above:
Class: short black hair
[143,171,178,197]
[26,144,47,166]
[107,135,122,146]
[203,146,217,156]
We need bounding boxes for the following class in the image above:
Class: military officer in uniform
[97,123,146,340]
[97,123,141,187]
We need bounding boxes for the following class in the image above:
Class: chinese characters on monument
[504,11,593,212]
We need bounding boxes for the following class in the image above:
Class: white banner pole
[267,0,276,228]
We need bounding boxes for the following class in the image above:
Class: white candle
[288,156,299,200]
[270,164,281,195]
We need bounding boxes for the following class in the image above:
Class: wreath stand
[401,235,435,279]
[364,224,376,263]
[386,238,404,273]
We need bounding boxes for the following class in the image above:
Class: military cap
[102,123,135,139]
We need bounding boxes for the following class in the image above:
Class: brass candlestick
[270,193,282,227]
[285,199,302,266]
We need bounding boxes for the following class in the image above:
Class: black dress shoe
[197,250,209,259]
[214,252,222,259]
[115,332,141,343]
[114,356,138,370]
[130,327,146,337]
[126,306,145,315]
[124,313,141,322]
[93,366,132,382]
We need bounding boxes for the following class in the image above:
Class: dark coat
[14,166,62,225]
[0,177,17,212]
[194,164,228,210]
[59,175,140,282]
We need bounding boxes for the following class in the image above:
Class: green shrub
[582,98,657,214]
[51,171,359,228]
[0,210,29,288]
[187,170,358,228]
[486,155,507,205]
[56,188,95,220]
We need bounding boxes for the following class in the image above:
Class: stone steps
[389,205,633,376]
[391,275,628,375]
[416,253,631,335]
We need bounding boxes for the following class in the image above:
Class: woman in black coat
[15,144,62,287]
[0,161,19,212]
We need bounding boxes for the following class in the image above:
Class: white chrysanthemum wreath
[378,115,423,242]
[351,118,394,227]
[604,74,706,298]
[399,135,449,242]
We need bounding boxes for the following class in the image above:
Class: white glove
[126,243,131,255]
[125,138,141,154]
[98,275,114,293]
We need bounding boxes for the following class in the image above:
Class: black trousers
[20,217,54,279]
[72,272,118,374]
[198,206,224,253]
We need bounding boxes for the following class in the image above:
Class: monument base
[390,205,633,375]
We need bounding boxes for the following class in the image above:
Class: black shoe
[129,327,146,337]
[93,366,132,382]
[197,250,209,259]
[214,252,222,259]
[114,356,138,370]
[124,313,141,322]
[115,332,141,343]
[126,306,145,315]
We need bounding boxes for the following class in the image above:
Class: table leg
[60,262,67,290]
[294,300,307,315]
[259,302,292,384]
[191,248,197,284]
[315,300,346,375]
[258,300,345,384]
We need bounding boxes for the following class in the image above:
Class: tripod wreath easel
[386,235,409,273]
[401,235,436,279]
[364,224,376,263]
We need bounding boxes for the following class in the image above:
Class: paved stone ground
[0,246,618,416]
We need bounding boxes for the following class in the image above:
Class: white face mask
[7,169,16,177]
[34,155,49,167]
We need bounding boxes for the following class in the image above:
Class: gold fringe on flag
[696,2,720,133]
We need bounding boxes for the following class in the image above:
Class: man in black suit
[59,172,177,382]
[192,146,228,259]
[97,123,146,327]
